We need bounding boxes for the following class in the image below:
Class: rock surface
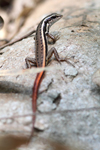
[0,0,100,150]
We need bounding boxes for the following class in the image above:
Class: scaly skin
[27,13,63,139]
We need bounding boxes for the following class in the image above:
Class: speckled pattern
[0,0,100,150]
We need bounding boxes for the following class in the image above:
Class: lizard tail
[29,71,44,140]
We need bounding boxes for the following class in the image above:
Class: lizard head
[45,13,63,27]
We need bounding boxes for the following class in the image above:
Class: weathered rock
[0,0,100,150]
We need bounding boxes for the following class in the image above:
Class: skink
[25,13,66,139]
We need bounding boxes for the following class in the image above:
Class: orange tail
[30,71,44,139]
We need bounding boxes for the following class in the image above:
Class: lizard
[25,13,71,139]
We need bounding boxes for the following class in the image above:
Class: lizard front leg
[46,33,59,44]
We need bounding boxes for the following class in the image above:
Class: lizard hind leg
[25,57,37,68]
[46,47,74,67]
